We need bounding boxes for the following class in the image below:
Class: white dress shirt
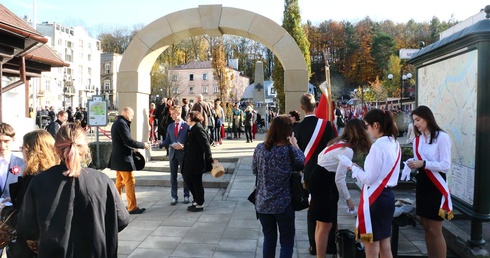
[0,154,12,192]
[413,131,451,173]
[353,136,400,187]
[317,141,354,201]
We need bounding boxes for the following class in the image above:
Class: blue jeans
[169,157,189,199]
[258,203,295,258]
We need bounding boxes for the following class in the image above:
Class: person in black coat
[293,93,337,255]
[109,107,150,214]
[182,111,214,212]
[17,123,130,258]
[155,98,167,141]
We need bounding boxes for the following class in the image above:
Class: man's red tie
[174,123,179,137]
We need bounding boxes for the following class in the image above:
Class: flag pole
[322,50,333,123]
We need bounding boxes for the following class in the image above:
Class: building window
[88,67,92,76]
[189,74,194,81]
[105,63,110,74]
[202,86,208,94]
[214,86,219,93]
[172,74,177,81]
[172,87,179,94]
[189,87,194,94]
[203,73,207,80]
[104,80,110,90]
[271,87,277,94]
[88,54,91,61]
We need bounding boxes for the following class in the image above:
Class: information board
[417,49,478,205]
[87,96,109,126]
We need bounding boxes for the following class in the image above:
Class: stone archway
[118,5,308,141]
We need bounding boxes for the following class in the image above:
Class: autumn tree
[211,38,234,103]
[272,0,311,112]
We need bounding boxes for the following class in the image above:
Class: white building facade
[168,60,249,104]
[35,22,101,110]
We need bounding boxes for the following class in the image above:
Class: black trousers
[183,172,205,205]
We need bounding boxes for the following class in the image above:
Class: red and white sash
[415,136,453,220]
[322,142,348,154]
[304,119,327,165]
[356,143,400,243]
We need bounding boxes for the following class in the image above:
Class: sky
[3,0,489,33]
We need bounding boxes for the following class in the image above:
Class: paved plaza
[95,131,488,258]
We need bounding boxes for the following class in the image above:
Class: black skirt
[309,168,339,223]
[415,169,445,221]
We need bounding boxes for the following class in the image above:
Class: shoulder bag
[288,145,309,211]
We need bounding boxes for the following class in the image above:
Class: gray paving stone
[216,239,258,252]
[171,243,216,257]
[221,227,260,239]
[127,248,174,258]
[138,236,182,249]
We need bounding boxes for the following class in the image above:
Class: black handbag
[335,229,366,258]
[288,145,309,211]
[248,172,257,205]
[247,189,256,205]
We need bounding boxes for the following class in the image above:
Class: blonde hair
[22,130,60,176]
[55,123,92,177]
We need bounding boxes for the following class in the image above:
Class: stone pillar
[284,69,309,114]
[253,61,266,118]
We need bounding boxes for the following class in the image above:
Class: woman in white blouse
[316,119,371,258]
[340,109,401,258]
[407,105,452,258]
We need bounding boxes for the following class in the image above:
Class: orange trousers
[116,171,137,211]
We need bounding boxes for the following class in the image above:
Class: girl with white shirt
[315,119,371,258]
[341,109,401,258]
[407,105,452,258]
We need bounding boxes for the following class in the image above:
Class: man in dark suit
[159,106,190,205]
[0,123,25,200]
[0,123,25,257]
[109,107,150,214]
[293,93,336,255]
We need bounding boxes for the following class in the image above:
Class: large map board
[417,49,477,205]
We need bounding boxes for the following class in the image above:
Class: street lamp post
[388,72,412,111]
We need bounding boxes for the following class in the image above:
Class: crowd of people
[1,92,452,257]
[0,122,129,257]
[252,93,452,258]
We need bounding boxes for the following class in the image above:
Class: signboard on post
[87,95,109,127]
[399,49,420,59]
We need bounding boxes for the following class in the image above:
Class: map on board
[417,49,477,205]
[87,97,108,126]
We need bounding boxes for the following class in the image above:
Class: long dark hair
[363,109,398,139]
[264,115,293,151]
[411,105,442,144]
[328,119,371,154]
